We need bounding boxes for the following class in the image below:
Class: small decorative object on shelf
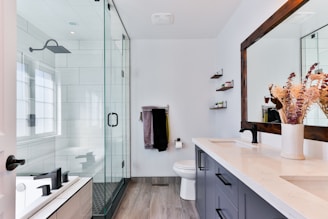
[210,68,223,79]
[216,80,234,91]
[210,101,227,109]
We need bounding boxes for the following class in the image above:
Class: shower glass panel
[92,2,126,217]
[16,0,130,218]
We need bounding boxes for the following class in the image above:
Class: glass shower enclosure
[15,0,130,218]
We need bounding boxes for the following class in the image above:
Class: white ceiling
[113,0,242,39]
[17,0,123,41]
[17,0,242,40]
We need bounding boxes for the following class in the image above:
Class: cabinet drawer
[216,189,238,219]
[215,162,239,207]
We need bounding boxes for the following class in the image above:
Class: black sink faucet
[240,124,258,143]
[33,167,62,190]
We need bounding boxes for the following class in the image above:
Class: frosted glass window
[35,86,44,101]
[44,73,53,89]
[44,88,53,103]
[35,69,55,135]
[35,119,44,134]
[44,103,54,118]
[35,102,45,118]
[17,101,29,119]
[44,119,53,133]
[35,70,44,86]
[16,56,56,138]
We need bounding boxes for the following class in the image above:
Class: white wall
[131,39,218,177]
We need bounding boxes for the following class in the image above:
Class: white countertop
[192,138,328,219]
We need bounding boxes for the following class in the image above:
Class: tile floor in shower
[92,182,119,214]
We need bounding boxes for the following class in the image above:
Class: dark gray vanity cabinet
[195,146,286,219]
[238,182,286,219]
[196,146,237,219]
[213,156,239,219]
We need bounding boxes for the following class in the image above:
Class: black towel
[152,109,168,152]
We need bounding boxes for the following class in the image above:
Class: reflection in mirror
[246,0,328,127]
[301,25,328,126]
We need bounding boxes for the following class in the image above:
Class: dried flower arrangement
[269,63,328,124]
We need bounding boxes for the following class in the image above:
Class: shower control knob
[6,155,25,171]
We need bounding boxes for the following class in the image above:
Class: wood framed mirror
[241,0,328,141]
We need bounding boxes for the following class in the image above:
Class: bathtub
[16,175,79,219]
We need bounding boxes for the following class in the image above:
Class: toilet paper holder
[175,138,183,149]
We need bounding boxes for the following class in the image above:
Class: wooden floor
[112,177,200,219]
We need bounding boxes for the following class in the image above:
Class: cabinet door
[216,162,239,208]
[205,155,218,219]
[239,182,286,219]
[217,188,239,219]
[195,146,206,219]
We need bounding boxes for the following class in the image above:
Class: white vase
[280,123,305,160]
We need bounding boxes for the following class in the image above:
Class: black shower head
[29,39,71,54]
[46,45,71,53]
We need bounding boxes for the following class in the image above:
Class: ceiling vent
[151,13,174,25]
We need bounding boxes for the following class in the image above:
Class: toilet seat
[174,160,195,170]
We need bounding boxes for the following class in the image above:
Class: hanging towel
[152,108,168,152]
[142,106,155,149]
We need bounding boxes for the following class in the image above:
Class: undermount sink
[209,139,257,149]
[280,175,328,202]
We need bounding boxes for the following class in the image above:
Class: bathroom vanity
[193,138,328,219]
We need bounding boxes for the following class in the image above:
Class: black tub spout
[33,168,62,190]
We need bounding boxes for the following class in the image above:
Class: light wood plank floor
[112,177,200,219]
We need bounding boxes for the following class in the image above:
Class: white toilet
[173,160,196,200]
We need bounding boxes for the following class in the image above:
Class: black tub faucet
[240,124,258,143]
[33,168,62,190]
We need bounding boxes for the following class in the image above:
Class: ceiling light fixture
[151,13,174,25]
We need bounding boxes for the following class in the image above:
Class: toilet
[173,160,196,200]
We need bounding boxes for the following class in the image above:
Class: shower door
[101,1,126,216]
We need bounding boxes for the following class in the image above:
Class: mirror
[241,0,328,141]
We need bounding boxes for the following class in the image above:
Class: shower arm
[29,39,59,52]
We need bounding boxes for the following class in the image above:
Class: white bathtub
[16,176,79,219]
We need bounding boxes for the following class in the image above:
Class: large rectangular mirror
[241,0,328,141]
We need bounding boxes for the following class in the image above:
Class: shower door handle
[107,112,118,127]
